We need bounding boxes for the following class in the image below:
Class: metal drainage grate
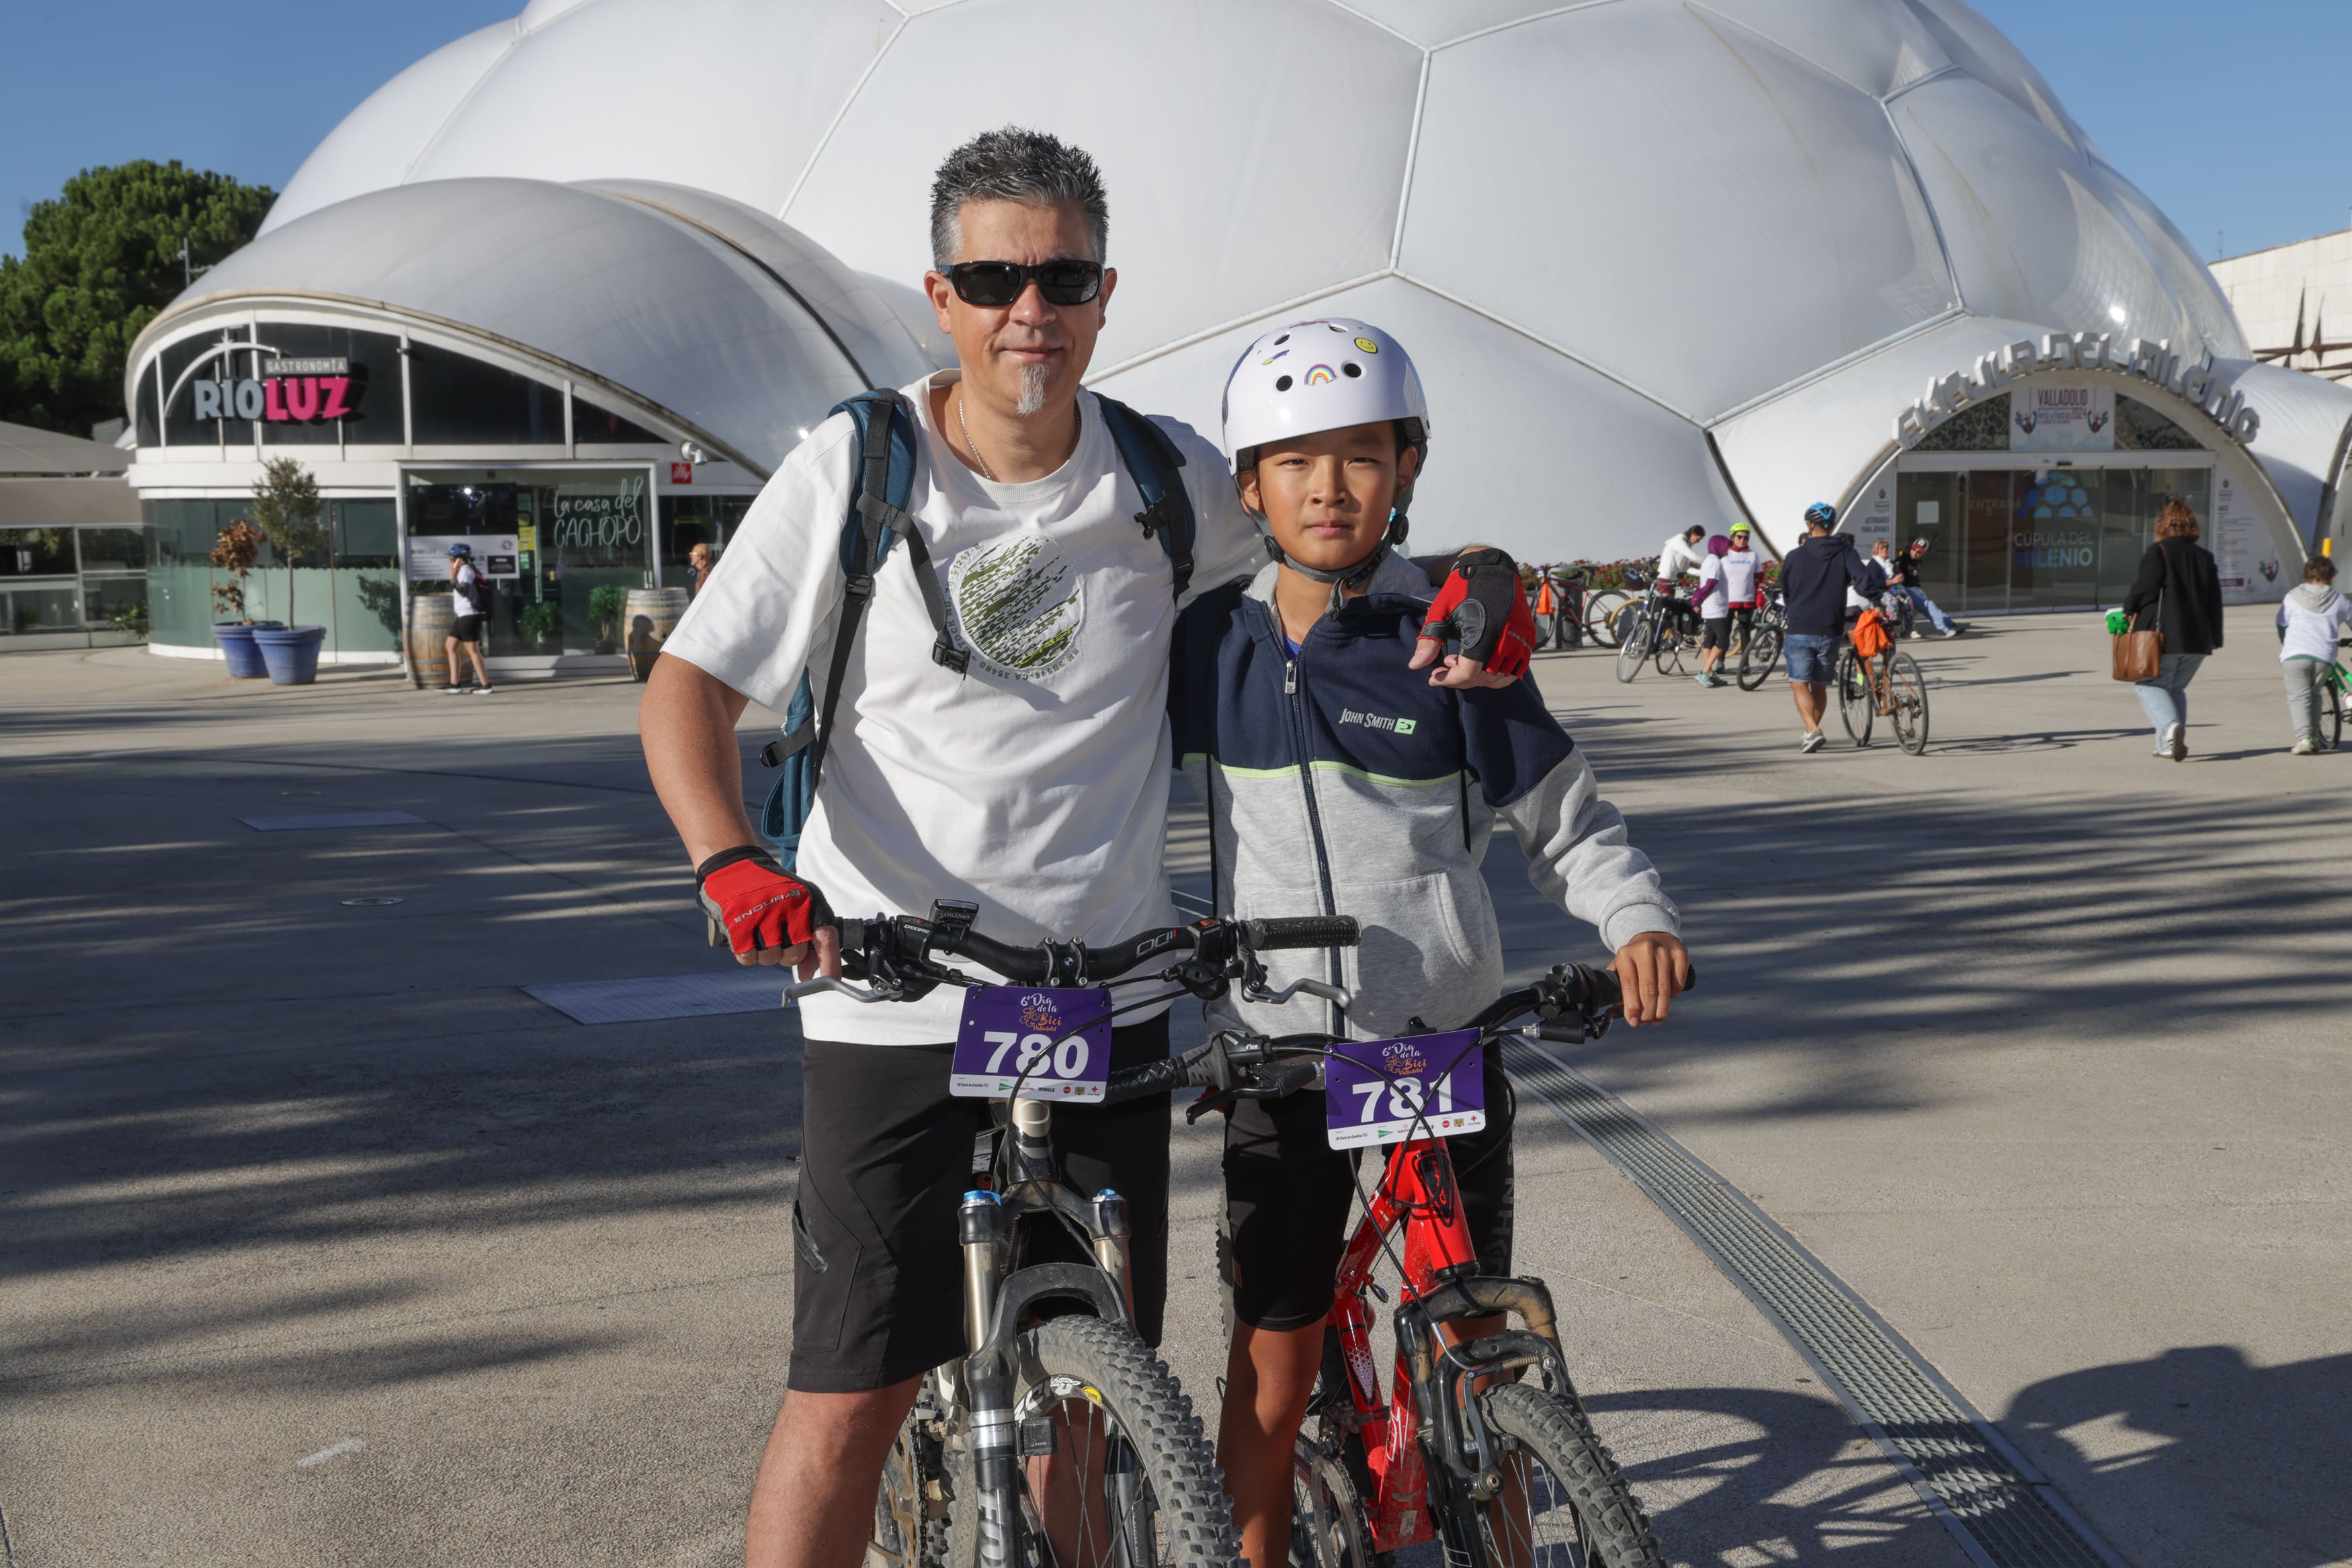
[523,968,786,1025]
[1501,1039,2128,1568]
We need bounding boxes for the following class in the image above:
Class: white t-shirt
[453,564,488,616]
[662,372,1262,1045]
[1695,555,1726,615]
[1720,548,1761,605]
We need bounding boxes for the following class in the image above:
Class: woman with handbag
[2119,498,2226,760]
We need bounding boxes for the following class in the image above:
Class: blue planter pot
[253,625,327,685]
[211,621,284,679]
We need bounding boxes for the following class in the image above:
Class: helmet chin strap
[1250,484,1419,616]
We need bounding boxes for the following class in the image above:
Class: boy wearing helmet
[1173,318,1691,1567]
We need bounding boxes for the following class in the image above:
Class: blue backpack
[757,388,1197,869]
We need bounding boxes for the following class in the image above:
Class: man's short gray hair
[929,126,1109,268]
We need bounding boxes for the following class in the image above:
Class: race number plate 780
[950,987,1113,1101]
[1322,1030,1486,1150]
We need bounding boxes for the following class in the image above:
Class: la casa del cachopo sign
[190,357,364,424]
[1894,332,2261,449]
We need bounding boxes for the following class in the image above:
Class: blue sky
[5,1,2348,265]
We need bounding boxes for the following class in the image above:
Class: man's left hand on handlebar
[1611,932,1693,1025]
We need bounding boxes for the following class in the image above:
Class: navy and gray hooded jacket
[1169,554,1679,1041]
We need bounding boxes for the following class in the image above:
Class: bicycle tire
[874,1398,952,1568]
[1613,613,1648,683]
[2321,668,2347,752]
[1607,601,1642,650]
[1736,623,1781,691]
[939,1315,1237,1568]
[1887,650,1929,755]
[1466,1381,1667,1568]
[1581,592,1625,648]
[1836,647,1873,746]
[1292,1432,1376,1568]
[1652,625,1685,677]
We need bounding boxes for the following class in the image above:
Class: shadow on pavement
[2003,1346,2352,1568]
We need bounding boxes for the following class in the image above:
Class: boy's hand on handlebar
[1611,933,1692,1025]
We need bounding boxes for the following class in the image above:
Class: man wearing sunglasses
[641,126,1529,1568]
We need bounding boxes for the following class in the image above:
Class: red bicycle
[1130,966,1668,1567]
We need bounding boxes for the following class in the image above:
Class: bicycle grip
[1245,915,1361,951]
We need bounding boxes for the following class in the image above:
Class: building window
[575,398,665,445]
[407,343,565,446]
[253,322,402,447]
[2113,395,2201,451]
[158,326,255,447]
[1913,394,2011,451]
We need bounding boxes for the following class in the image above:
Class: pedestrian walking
[2278,554,2352,754]
[686,540,714,597]
[442,543,495,695]
[1779,503,1873,752]
[2121,498,2224,761]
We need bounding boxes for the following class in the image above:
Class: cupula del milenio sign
[1894,333,2261,449]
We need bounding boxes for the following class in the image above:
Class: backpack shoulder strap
[1094,394,1195,600]
[757,389,963,777]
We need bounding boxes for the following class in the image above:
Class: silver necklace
[954,384,997,482]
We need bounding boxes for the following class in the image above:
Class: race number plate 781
[1322,1030,1486,1150]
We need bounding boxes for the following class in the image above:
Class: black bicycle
[804,904,1361,1568]
[1734,595,1785,692]
[1613,582,1696,683]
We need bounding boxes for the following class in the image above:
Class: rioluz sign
[1894,333,2260,449]
[192,357,364,424]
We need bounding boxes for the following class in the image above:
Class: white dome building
[128,0,2345,668]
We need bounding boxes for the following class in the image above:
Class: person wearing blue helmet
[442,542,496,694]
[1779,503,1872,751]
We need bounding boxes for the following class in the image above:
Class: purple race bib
[950,987,1113,1101]
[1322,1031,1486,1150]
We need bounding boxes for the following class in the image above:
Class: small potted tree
[208,519,275,677]
[588,584,627,655]
[518,599,564,654]
[247,458,330,685]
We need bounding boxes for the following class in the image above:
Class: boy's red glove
[1421,548,1538,679]
[696,846,827,958]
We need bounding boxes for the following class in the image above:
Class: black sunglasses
[943,258,1103,308]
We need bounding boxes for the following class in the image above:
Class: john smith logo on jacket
[1340,707,1418,736]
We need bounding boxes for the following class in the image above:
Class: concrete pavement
[1,608,2344,1567]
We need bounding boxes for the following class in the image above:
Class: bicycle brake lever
[784,975,894,1005]
[1242,977,1356,1011]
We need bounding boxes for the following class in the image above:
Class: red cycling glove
[1420,548,1538,679]
[696,846,827,959]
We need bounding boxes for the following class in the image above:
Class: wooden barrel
[624,586,691,681]
[403,590,455,688]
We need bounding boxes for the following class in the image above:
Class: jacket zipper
[1273,614,1345,1035]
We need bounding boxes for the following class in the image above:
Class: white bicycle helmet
[1221,318,1431,586]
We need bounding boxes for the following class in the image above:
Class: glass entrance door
[406,468,653,656]
[1897,467,2212,613]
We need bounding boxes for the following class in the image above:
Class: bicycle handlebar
[1245,915,1363,951]
[1101,961,1639,1107]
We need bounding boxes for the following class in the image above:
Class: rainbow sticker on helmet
[1304,365,1337,386]
[1353,337,1379,354]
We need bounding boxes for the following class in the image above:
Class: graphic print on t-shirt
[946,535,1085,681]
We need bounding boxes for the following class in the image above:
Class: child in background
[2279,554,2352,754]
[1169,316,1691,1568]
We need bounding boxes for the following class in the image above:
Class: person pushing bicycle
[1171,316,1692,1568]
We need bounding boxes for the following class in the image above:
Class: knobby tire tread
[1475,1382,1667,1568]
[943,1315,1237,1568]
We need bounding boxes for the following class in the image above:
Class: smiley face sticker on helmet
[1353,337,1379,354]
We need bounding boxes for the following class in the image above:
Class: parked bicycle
[1834,610,1930,754]
[1613,577,1697,684]
[1115,964,1670,1568]
[1734,595,1786,692]
[808,904,1361,1568]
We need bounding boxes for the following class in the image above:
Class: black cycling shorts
[450,615,484,644]
[1701,617,1731,651]
[789,1014,1171,1393]
[1222,1047,1514,1331]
